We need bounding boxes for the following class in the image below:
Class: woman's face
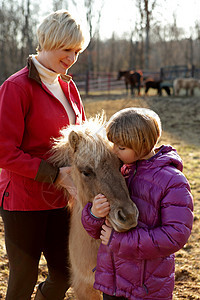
[37,47,81,74]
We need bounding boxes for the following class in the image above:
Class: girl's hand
[55,166,77,198]
[91,194,110,218]
[100,219,113,245]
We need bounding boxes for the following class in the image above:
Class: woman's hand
[55,166,77,198]
[91,194,110,218]
[100,219,113,245]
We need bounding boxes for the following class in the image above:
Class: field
[0,92,200,299]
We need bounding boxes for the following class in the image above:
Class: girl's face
[37,47,81,74]
[112,144,138,164]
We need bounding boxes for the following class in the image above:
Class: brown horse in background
[118,70,142,95]
[145,80,171,96]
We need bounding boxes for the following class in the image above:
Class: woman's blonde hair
[106,107,162,159]
[37,10,88,52]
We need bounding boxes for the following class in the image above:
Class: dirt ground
[0,93,200,299]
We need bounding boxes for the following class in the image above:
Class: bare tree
[21,0,32,61]
[1,0,200,85]
[0,0,22,82]
[109,33,116,73]
[151,13,186,68]
[94,0,104,73]
[128,25,141,70]
[52,0,69,11]
[84,0,95,72]
[84,0,104,73]
[136,0,157,70]
[0,0,7,82]
[129,31,135,69]
[195,21,200,66]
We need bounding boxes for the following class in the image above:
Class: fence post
[160,67,164,80]
[85,71,89,96]
[191,65,195,77]
[107,73,111,92]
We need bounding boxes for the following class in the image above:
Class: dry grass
[0,92,200,299]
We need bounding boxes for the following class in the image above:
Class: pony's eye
[79,167,95,178]
[82,171,91,177]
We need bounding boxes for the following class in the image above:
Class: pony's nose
[117,208,127,222]
[117,207,139,227]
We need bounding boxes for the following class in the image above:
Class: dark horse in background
[145,80,171,96]
[118,70,142,95]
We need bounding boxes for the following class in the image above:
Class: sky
[67,0,200,40]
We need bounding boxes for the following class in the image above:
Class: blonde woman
[0,10,88,300]
[82,108,193,300]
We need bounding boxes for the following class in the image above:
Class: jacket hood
[122,145,183,176]
[150,144,183,171]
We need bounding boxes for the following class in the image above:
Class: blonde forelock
[54,114,111,168]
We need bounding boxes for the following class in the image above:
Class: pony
[145,80,171,96]
[173,77,200,96]
[49,117,139,300]
[117,70,141,95]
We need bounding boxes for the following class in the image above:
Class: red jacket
[0,57,85,211]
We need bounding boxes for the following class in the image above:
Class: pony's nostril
[118,209,126,222]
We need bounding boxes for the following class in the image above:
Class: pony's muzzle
[117,208,127,222]
[109,205,139,232]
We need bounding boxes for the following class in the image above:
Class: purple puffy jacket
[81,145,193,299]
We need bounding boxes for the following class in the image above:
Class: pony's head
[50,116,138,232]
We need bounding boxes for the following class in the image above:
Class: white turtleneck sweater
[32,55,75,124]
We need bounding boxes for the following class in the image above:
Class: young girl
[81,107,193,300]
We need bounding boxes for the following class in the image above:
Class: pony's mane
[51,115,113,168]
[62,114,106,138]
[73,115,112,167]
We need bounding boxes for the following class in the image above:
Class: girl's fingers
[94,194,107,201]
[94,198,110,208]
[100,225,112,245]
[105,219,112,227]
[94,193,104,198]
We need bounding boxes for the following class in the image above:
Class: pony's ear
[68,131,81,152]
